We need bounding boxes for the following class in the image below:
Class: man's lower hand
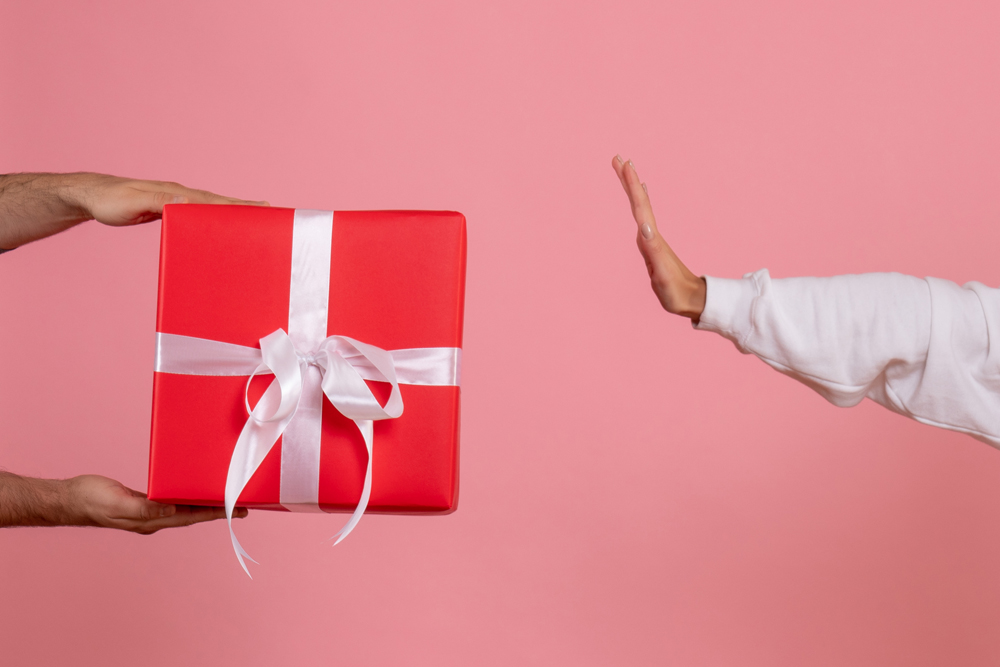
[0,471,246,533]
[65,475,248,535]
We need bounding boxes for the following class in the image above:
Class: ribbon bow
[226,329,404,576]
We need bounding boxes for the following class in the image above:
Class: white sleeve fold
[695,269,1000,447]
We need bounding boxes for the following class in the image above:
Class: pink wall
[3,1,1000,664]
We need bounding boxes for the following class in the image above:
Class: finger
[173,506,226,523]
[117,493,178,521]
[134,506,244,533]
[121,487,187,518]
[611,154,627,189]
[620,164,681,284]
[175,191,269,206]
[124,188,184,217]
[621,159,657,235]
[143,182,268,207]
[164,505,248,523]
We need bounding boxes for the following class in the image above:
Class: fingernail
[642,183,648,193]
[641,223,654,240]
[628,160,635,171]
[615,154,623,165]
[170,195,187,204]
[159,505,175,517]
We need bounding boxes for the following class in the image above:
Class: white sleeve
[694,269,1000,447]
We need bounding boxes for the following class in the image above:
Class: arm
[0,172,267,250]
[0,471,246,534]
[697,270,1000,446]
[612,155,1000,447]
[1,172,263,530]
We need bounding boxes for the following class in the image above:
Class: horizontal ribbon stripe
[156,333,462,386]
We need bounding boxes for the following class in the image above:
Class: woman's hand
[612,155,706,322]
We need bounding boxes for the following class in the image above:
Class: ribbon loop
[244,330,302,424]
[317,336,403,422]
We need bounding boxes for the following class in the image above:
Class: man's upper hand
[71,174,269,228]
[0,172,268,249]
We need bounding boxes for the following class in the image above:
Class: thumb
[144,190,188,214]
[94,188,187,227]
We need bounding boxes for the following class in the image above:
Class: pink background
[2,1,1000,664]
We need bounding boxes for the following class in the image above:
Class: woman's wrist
[683,275,707,322]
[666,273,706,321]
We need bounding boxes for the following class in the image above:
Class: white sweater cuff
[693,273,761,348]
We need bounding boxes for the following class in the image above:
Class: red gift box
[148,205,466,517]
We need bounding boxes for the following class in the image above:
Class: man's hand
[0,172,268,250]
[66,475,247,535]
[0,471,247,534]
[612,155,706,322]
[69,174,269,228]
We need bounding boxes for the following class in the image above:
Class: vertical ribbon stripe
[280,210,334,511]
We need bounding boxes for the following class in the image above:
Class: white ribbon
[154,210,461,576]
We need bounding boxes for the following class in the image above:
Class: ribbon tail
[226,377,295,577]
[228,521,259,578]
[331,419,374,545]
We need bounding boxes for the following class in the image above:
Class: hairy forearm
[0,173,93,250]
[0,471,82,527]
